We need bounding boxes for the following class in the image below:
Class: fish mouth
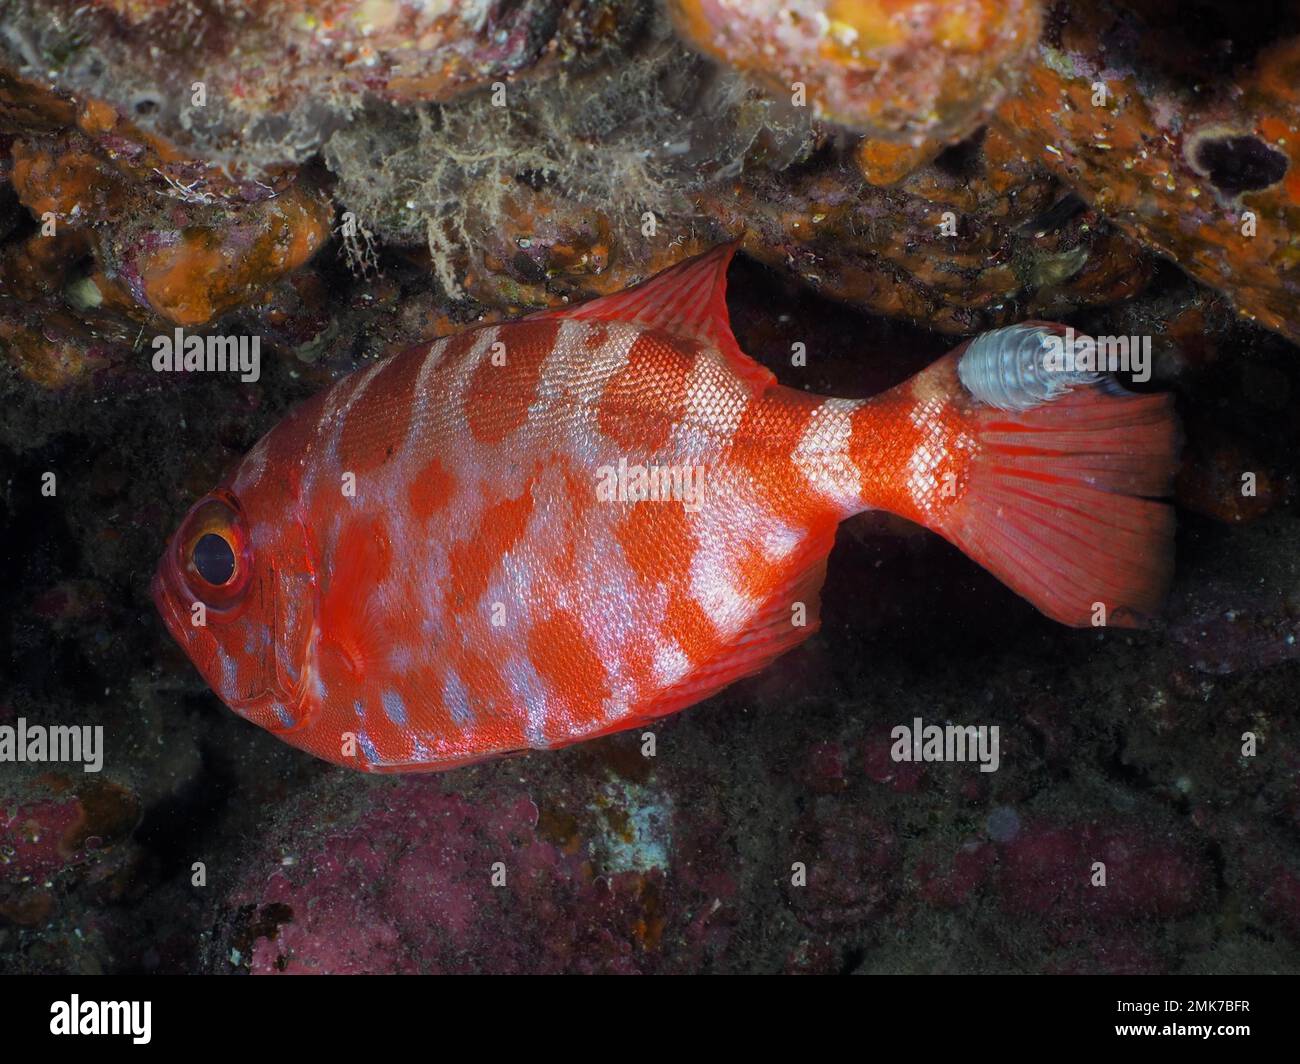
[152,502,320,735]
[151,550,316,732]
[150,551,227,701]
[150,556,186,647]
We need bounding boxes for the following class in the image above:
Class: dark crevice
[1193,134,1289,195]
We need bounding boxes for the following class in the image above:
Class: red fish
[153,244,1176,772]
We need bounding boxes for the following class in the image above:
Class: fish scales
[154,244,1178,772]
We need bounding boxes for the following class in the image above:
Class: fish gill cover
[0,0,1296,982]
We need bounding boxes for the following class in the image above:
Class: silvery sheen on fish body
[152,243,1177,773]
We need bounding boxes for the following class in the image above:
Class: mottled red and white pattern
[153,245,1178,772]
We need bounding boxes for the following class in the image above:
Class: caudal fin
[870,325,1178,628]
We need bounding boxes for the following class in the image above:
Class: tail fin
[862,325,1178,628]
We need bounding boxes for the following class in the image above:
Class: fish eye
[193,532,236,586]
[176,492,252,607]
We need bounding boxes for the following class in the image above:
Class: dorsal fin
[536,241,776,393]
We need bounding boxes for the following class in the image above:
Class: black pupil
[193,533,236,585]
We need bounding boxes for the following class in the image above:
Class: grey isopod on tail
[957,323,1106,411]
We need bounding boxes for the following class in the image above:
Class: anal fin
[635,527,836,722]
